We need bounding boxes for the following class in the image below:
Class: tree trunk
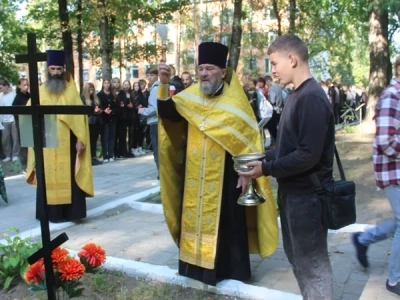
[58,0,75,76]
[272,0,282,36]
[288,0,296,33]
[367,0,390,121]
[98,0,111,79]
[76,0,83,92]
[227,0,242,71]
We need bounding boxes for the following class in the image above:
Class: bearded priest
[26,50,94,223]
[157,42,278,286]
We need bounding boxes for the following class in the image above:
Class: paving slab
[0,154,159,234]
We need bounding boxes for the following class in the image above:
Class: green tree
[367,0,400,117]
[95,0,189,79]
[0,0,27,83]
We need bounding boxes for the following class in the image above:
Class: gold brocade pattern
[26,75,94,205]
[179,125,225,269]
[159,69,278,270]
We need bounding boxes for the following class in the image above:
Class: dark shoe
[352,232,369,268]
[92,158,102,166]
[386,280,400,296]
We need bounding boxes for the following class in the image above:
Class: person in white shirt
[0,80,19,162]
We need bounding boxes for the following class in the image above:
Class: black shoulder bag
[287,118,356,230]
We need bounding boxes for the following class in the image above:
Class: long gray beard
[45,74,66,95]
[200,82,217,96]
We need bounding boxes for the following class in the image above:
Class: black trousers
[266,110,280,143]
[130,120,146,149]
[115,120,128,157]
[101,122,116,159]
[89,123,102,158]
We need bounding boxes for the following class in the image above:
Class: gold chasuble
[159,69,278,269]
[26,74,94,204]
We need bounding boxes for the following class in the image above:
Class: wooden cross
[0,33,93,300]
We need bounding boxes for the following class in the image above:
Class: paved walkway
[0,154,397,300]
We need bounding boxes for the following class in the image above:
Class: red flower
[24,259,45,284]
[78,243,106,267]
[57,258,85,281]
[51,247,69,269]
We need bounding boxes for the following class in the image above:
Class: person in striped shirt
[352,56,400,296]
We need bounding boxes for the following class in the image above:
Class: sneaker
[351,232,369,268]
[109,157,114,162]
[103,159,109,163]
[2,157,11,162]
[12,156,19,162]
[386,280,400,296]
[139,149,146,155]
[131,148,136,155]
[133,149,142,156]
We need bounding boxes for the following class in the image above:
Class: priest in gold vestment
[26,50,94,223]
[157,42,278,285]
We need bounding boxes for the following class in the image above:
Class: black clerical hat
[46,50,66,67]
[198,42,228,68]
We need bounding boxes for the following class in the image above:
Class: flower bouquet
[24,243,106,299]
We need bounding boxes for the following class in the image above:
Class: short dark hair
[181,71,191,77]
[0,80,10,87]
[256,77,266,84]
[267,34,309,62]
[147,68,158,76]
[265,75,273,82]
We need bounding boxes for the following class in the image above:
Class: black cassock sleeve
[158,98,184,122]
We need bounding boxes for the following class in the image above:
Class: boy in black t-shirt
[239,34,335,300]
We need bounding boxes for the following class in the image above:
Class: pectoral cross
[199,119,207,131]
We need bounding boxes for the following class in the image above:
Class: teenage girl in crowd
[81,82,103,166]
[115,80,133,158]
[130,82,147,156]
[97,79,118,163]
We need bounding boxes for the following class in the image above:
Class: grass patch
[141,191,161,204]
[0,269,245,300]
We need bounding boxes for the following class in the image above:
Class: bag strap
[284,106,342,229]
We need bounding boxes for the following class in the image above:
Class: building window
[83,69,89,82]
[95,68,102,81]
[129,65,139,79]
[264,58,271,74]
[112,67,120,79]
[249,58,257,71]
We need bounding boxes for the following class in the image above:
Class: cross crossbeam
[0,33,94,300]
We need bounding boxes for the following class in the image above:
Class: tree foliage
[0,0,28,83]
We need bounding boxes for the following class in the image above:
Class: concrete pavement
[0,154,397,300]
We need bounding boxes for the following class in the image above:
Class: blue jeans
[149,123,158,171]
[278,191,333,300]
[358,185,400,283]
